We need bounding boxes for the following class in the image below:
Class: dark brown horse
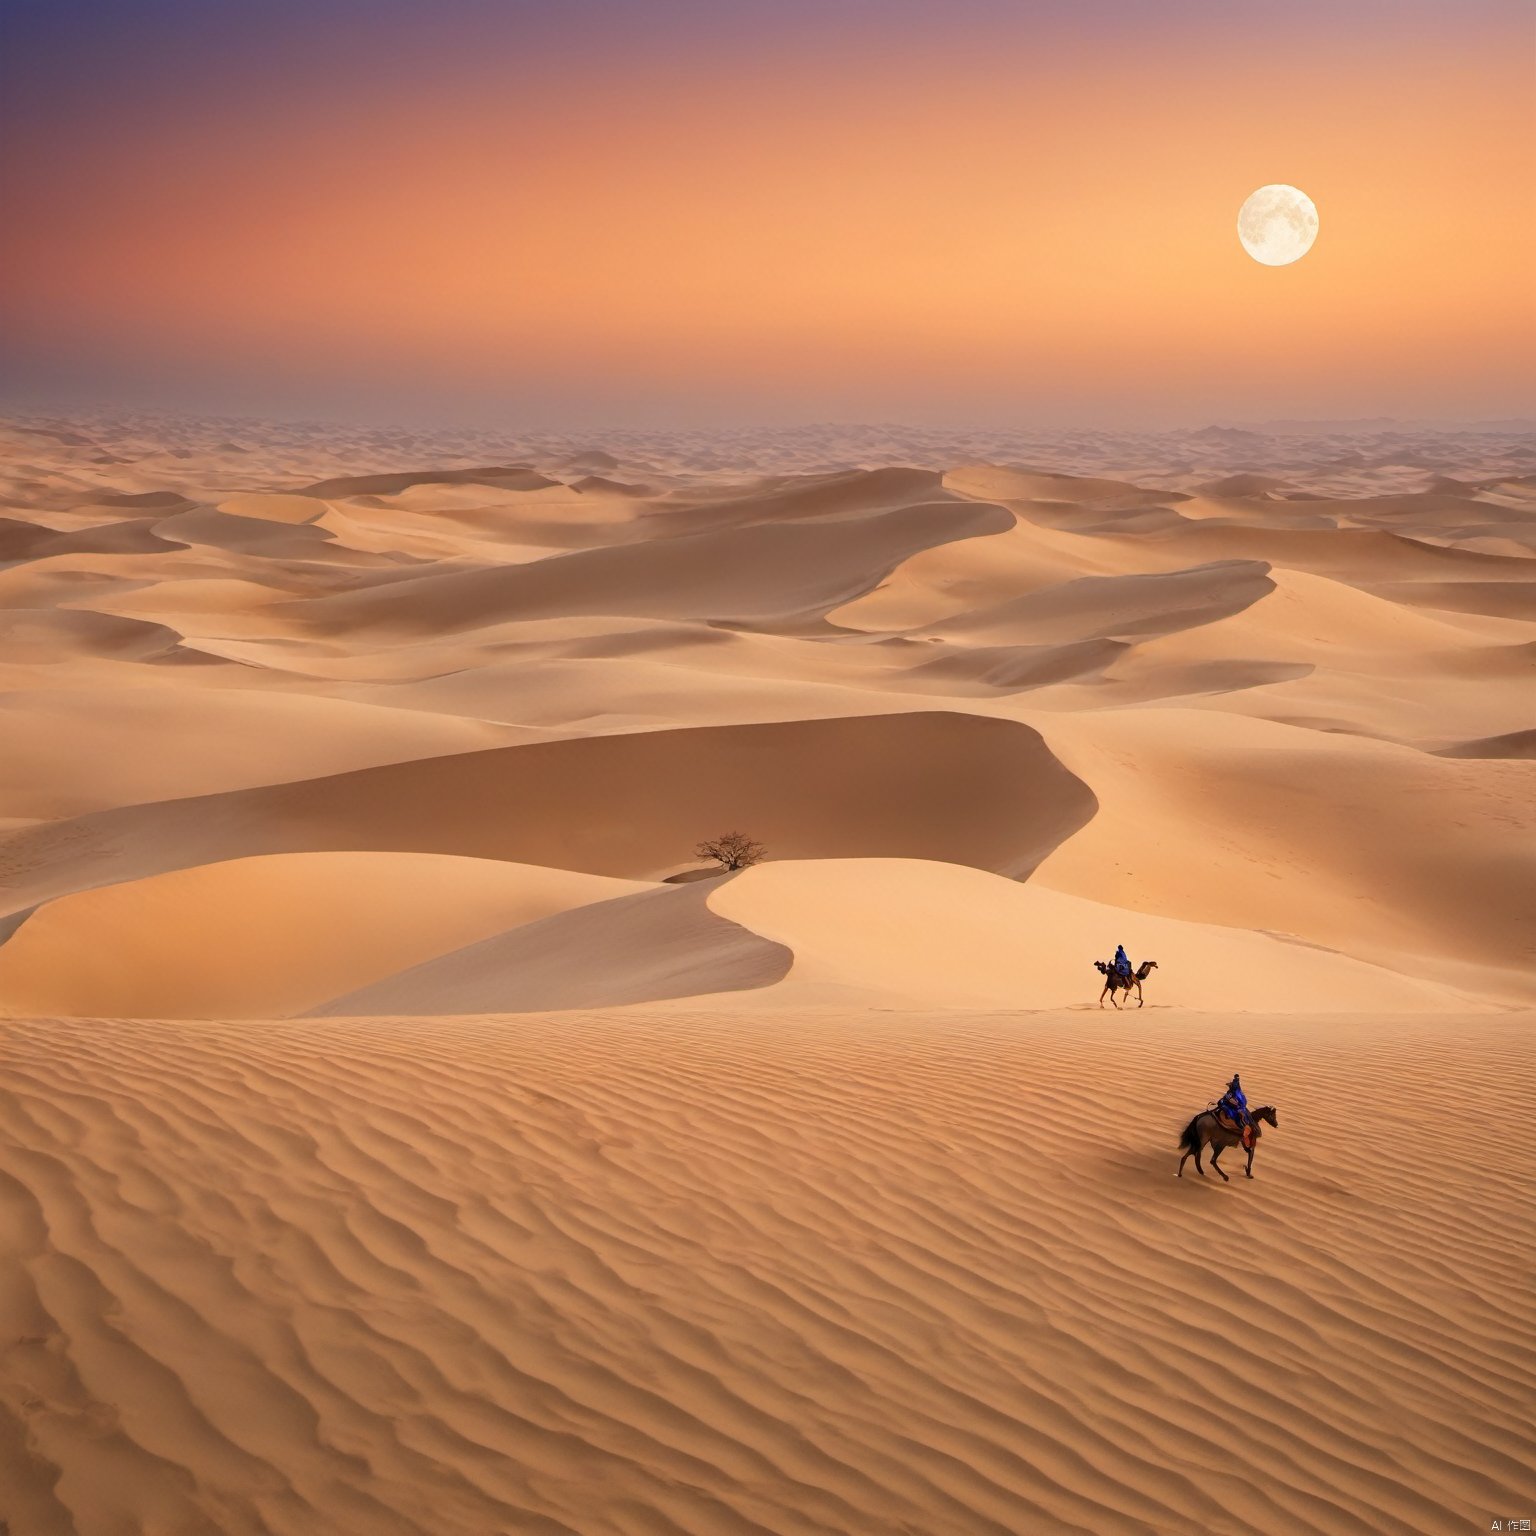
[1177,1105,1278,1181]
[1094,959,1158,1008]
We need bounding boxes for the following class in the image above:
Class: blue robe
[1221,1081,1250,1126]
[1114,945,1131,977]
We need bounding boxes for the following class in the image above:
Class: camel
[1176,1105,1279,1181]
[1094,958,1158,1008]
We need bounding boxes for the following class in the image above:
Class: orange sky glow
[2,5,1531,426]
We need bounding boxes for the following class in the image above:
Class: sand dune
[312,878,790,1015]
[1437,726,1536,759]
[0,711,1097,918]
[297,465,557,498]
[900,635,1126,693]
[1,413,1533,1532]
[278,499,1015,636]
[0,855,649,1019]
[0,515,172,562]
[312,503,559,563]
[1362,577,1536,621]
[923,559,1276,646]
[700,859,1477,1011]
[944,462,1175,509]
[1,425,1528,1014]
[827,514,1127,632]
[152,505,399,565]
[1132,521,1533,583]
[1,608,216,667]
[647,464,953,535]
[214,492,327,524]
[94,488,200,511]
[1032,708,1536,1000]
[1131,565,1531,661]
[0,687,528,818]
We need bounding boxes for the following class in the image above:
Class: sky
[1,0,1532,429]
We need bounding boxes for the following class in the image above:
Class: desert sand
[1,412,1532,1533]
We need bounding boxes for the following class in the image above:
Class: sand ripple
[1,1010,1530,1535]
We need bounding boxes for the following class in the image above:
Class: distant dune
[296,465,557,498]
[0,711,1097,923]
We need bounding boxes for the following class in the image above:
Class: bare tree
[694,831,766,872]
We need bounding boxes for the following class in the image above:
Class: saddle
[1214,1106,1254,1150]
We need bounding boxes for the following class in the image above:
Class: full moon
[1237,184,1319,266]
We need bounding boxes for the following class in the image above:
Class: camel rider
[1114,944,1132,979]
[1218,1073,1254,1149]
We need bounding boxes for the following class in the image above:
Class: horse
[1176,1105,1278,1181]
[1094,958,1158,1008]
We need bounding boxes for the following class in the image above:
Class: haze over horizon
[3,0,1532,429]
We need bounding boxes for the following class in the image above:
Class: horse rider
[1113,944,1132,980]
[1217,1073,1254,1149]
